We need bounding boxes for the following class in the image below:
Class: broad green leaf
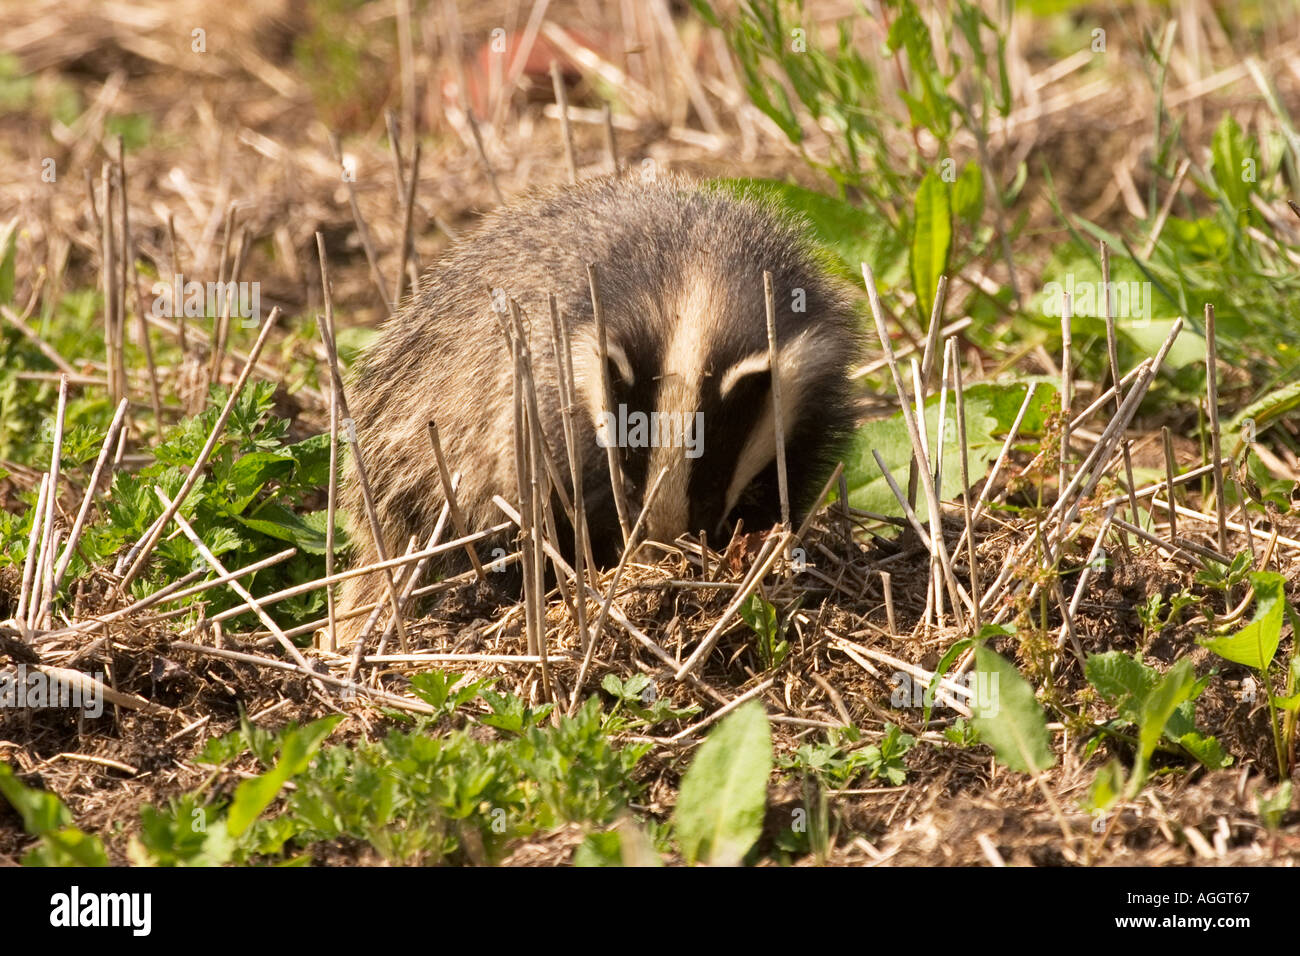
[1087,759,1126,813]
[953,160,984,228]
[1228,380,1300,453]
[844,380,1057,520]
[911,169,952,322]
[286,433,334,490]
[227,716,341,837]
[227,451,294,504]
[1210,114,1255,214]
[1129,658,1199,797]
[235,505,333,554]
[1085,651,1157,724]
[970,645,1055,774]
[1200,572,1286,671]
[0,763,108,866]
[0,761,71,832]
[34,826,110,867]
[674,701,772,866]
[1175,731,1233,770]
[739,593,777,641]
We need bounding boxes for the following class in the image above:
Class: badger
[337,174,862,641]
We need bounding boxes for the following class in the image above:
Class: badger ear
[718,331,819,400]
[718,350,771,398]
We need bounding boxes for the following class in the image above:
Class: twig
[52,398,129,588]
[1059,292,1072,497]
[204,526,510,626]
[465,108,504,204]
[863,264,966,625]
[602,102,618,173]
[549,294,593,654]
[394,141,421,307]
[1204,303,1229,555]
[907,275,948,509]
[763,271,790,533]
[155,489,324,692]
[16,475,49,627]
[668,679,776,743]
[427,421,486,580]
[880,570,897,635]
[169,641,434,715]
[551,60,578,183]
[119,307,283,591]
[31,376,68,627]
[1141,158,1191,259]
[1101,242,1140,551]
[588,263,633,544]
[674,531,790,681]
[570,464,671,714]
[1161,425,1178,542]
[952,340,981,628]
[316,234,409,650]
[329,132,394,313]
[324,381,340,652]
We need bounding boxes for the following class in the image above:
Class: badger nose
[640,456,689,543]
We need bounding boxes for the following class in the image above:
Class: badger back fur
[338,175,862,639]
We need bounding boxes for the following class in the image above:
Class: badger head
[570,267,855,549]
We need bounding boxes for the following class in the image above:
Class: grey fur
[337,174,862,640]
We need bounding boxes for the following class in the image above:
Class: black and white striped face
[572,277,833,547]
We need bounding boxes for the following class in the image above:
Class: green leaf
[674,700,772,866]
[1200,572,1286,671]
[0,218,16,306]
[0,763,108,866]
[227,451,294,504]
[227,716,341,837]
[911,169,952,322]
[953,160,984,228]
[924,635,975,724]
[1209,114,1255,214]
[1087,759,1126,813]
[1085,651,1157,724]
[970,644,1055,774]
[286,433,334,491]
[235,504,332,554]
[1175,731,1233,770]
[844,380,1056,520]
[1257,781,1293,830]
[574,822,663,867]
[1227,380,1300,454]
[0,761,71,833]
[1129,658,1200,797]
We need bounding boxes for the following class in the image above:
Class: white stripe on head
[642,275,719,542]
